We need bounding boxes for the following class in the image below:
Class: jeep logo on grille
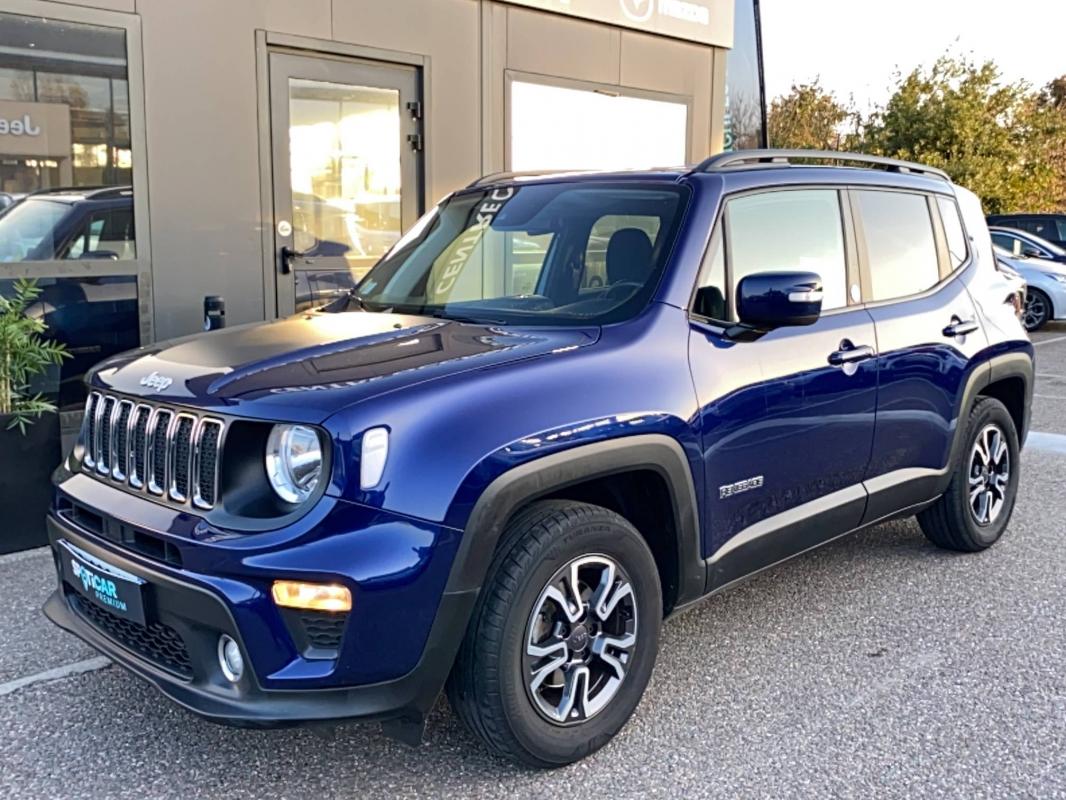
[139,371,173,393]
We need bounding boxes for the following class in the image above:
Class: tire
[917,397,1020,552]
[1023,288,1051,332]
[447,500,662,768]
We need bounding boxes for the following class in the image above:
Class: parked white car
[995,246,1066,331]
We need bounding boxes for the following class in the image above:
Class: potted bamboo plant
[1,279,69,554]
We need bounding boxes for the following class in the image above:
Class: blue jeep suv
[44,150,1033,767]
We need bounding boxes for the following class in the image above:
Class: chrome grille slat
[111,400,133,481]
[147,409,173,496]
[84,393,101,469]
[168,413,196,503]
[193,419,223,509]
[96,397,115,475]
[80,393,224,511]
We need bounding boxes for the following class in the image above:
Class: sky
[760,0,1065,112]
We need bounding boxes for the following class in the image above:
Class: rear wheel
[1023,288,1051,331]
[447,500,662,768]
[917,397,1020,552]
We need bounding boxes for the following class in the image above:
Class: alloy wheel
[968,423,1011,526]
[1023,291,1048,331]
[523,555,638,725]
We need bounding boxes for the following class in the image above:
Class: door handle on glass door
[280,245,305,275]
[943,318,979,338]
[827,342,875,367]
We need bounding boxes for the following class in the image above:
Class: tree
[855,57,1066,214]
[767,80,852,150]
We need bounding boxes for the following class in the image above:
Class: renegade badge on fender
[44,150,1033,767]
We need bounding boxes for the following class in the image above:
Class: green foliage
[856,57,1066,214]
[767,59,1066,214]
[0,279,69,433]
[768,80,852,151]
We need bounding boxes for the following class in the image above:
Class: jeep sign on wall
[499,0,733,47]
[0,100,71,158]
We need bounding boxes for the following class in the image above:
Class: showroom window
[0,8,144,414]
[509,79,688,172]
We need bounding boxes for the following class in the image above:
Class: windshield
[343,181,689,325]
[0,198,70,261]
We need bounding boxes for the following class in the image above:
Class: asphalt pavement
[3,327,1066,798]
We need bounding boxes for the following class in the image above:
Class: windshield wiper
[424,309,509,326]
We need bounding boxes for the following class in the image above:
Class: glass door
[269,52,422,314]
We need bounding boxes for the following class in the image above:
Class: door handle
[280,245,305,275]
[943,317,979,338]
[827,342,876,367]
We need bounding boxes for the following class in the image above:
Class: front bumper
[42,489,476,728]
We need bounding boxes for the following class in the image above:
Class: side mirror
[736,271,823,330]
[1022,247,1042,259]
[78,250,120,261]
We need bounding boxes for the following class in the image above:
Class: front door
[269,52,422,315]
[688,187,878,590]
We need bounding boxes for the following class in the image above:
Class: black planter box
[0,412,61,554]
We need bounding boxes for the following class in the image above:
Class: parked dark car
[987,214,1066,249]
[0,186,138,409]
[0,185,135,262]
[44,151,1032,767]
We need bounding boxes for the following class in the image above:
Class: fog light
[218,634,244,683]
[271,580,352,612]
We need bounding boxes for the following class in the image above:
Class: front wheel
[1023,288,1051,331]
[447,500,662,768]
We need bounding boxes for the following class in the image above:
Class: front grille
[81,392,226,511]
[69,592,193,679]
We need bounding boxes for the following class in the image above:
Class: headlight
[265,424,323,504]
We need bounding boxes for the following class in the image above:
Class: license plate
[58,540,147,626]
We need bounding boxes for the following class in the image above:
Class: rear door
[688,187,878,589]
[855,189,987,521]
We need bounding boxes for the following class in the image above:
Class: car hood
[90,311,599,422]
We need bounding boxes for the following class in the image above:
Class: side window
[691,226,726,321]
[583,214,661,290]
[936,196,968,269]
[507,232,553,296]
[64,208,135,260]
[855,190,939,302]
[725,189,849,314]
[991,232,1019,255]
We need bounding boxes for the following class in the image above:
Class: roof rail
[466,169,574,188]
[27,184,133,199]
[689,149,950,181]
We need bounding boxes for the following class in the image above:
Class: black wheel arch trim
[448,434,706,611]
[945,349,1033,484]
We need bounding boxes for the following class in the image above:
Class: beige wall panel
[137,0,296,338]
[261,0,332,40]
[331,0,481,201]
[44,0,135,13]
[505,6,620,86]
[619,31,714,161]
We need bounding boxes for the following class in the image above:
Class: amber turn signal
[271,580,352,612]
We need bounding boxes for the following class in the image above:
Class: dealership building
[0,0,764,426]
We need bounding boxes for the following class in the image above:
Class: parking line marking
[1033,335,1066,347]
[0,656,111,698]
[0,546,50,566]
[1026,431,1066,456]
